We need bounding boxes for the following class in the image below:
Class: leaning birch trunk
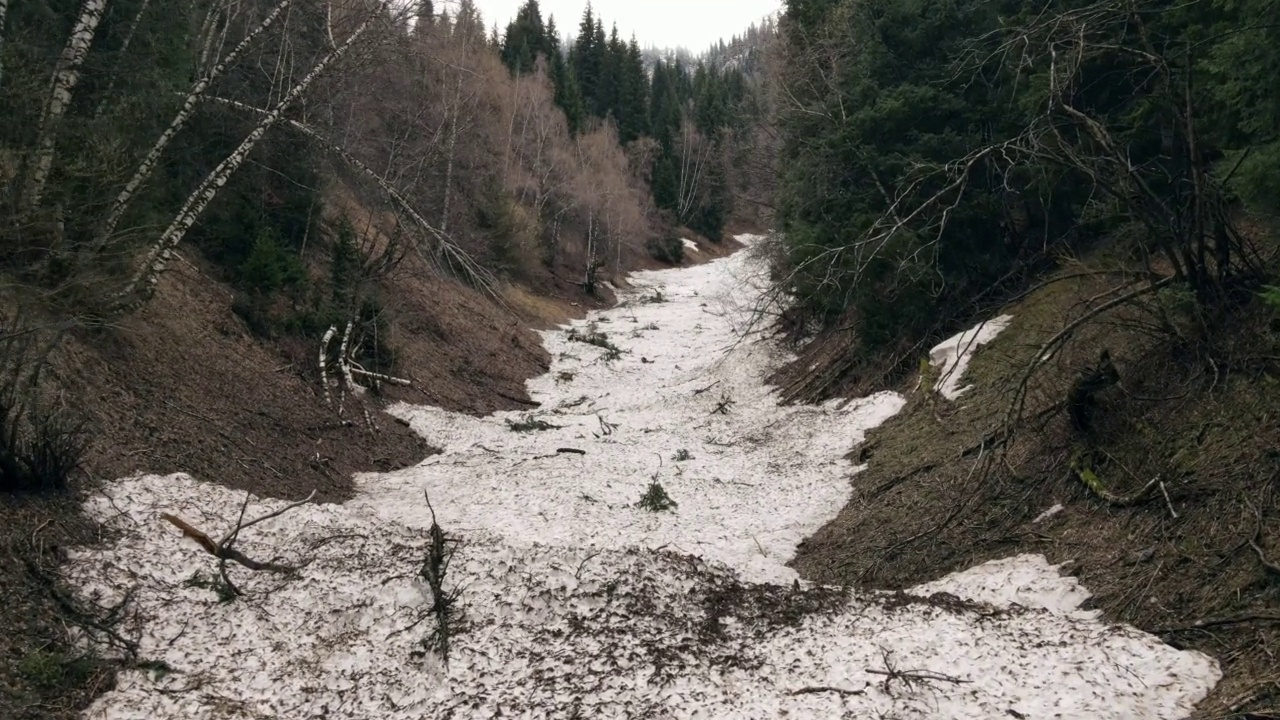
[115,7,380,312]
[23,0,109,212]
[94,0,297,250]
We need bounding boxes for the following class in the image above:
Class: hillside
[5,0,1280,717]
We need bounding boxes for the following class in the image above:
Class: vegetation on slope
[767,1,1280,714]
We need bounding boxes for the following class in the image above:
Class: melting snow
[681,238,700,254]
[930,314,1015,399]
[67,237,1219,718]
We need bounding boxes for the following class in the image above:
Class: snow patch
[929,314,1014,399]
[66,250,1219,719]
[1034,503,1066,523]
[680,237,699,253]
[912,554,1094,616]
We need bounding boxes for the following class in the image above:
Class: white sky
[465,0,781,51]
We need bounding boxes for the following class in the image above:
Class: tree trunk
[200,94,492,292]
[23,0,110,212]
[116,5,381,311]
[440,76,462,236]
[94,0,298,250]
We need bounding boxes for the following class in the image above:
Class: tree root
[1069,451,1159,507]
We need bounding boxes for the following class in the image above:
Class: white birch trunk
[23,0,109,211]
[319,325,337,408]
[118,6,379,309]
[439,77,462,235]
[95,0,298,249]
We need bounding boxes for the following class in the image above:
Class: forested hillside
[768,0,1279,393]
[765,1,1280,715]
[0,0,770,495]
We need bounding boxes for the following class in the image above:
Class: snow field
[67,237,1219,718]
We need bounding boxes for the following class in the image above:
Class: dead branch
[1150,612,1280,634]
[790,685,868,697]
[1245,497,1280,579]
[160,487,315,588]
[419,491,461,663]
[867,647,969,694]
[1002,277,1173,442]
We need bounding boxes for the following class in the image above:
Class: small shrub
[239,231,305,295]
[17,650,96,690]
[567,324,624,360]
[645,236,684,265]
[638,479,677,512]
[183,571,237,603]
[1261,285,1280,309]
[0,333,87,494]
[673,448,693,462]
[506,416,562,432]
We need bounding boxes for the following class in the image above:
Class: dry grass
[501,283,577,329]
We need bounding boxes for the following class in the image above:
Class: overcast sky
[466,0,782,51]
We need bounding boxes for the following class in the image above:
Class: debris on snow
[929,314,1015,399]
[66,248,1219,719]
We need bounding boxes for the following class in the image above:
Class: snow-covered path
[69,238,1219,719]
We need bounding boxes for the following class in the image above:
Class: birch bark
[117,5,379,309]
[95,0,298,249]
[23,0,110,211]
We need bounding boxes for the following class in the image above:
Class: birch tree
[93,0,299,250]
[22,0,110,212]
[116,3,384,310]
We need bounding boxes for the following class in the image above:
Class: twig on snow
[867,647,969,694]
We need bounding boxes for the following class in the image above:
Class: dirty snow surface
[69,238,1219,719]
[930,314,1015,399]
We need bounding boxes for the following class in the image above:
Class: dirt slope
[791,275,1280,718]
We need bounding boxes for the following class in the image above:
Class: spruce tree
[572,5,600,114]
